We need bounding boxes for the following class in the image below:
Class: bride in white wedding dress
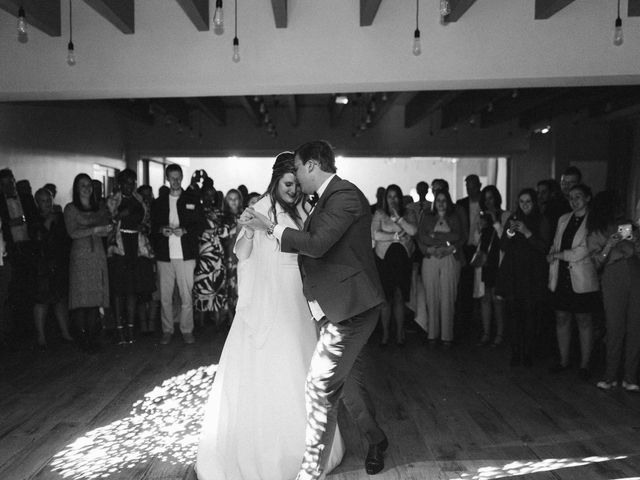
[196,152,344,480]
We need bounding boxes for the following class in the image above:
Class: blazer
[548,212,599,293]
[280,176,384,323]
[150,190,205,262]
[416,212,465,263]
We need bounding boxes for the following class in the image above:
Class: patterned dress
[194,206,229,313]
[222,212,241,317]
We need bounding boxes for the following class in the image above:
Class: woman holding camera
[496,188,550,366]
[547,184,600,379]
[588,191,640,392]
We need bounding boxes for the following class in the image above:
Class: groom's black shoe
[365,434,388,475]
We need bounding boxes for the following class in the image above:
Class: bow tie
[307,193,319,208]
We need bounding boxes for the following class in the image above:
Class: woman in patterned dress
[194,182,229,328]
[221,189,243,323]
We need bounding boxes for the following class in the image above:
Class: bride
[196,152,344,480]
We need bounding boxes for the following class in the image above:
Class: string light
[213,0,223,27]
[413,0,421,56]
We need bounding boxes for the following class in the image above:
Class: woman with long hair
[64,173,112,353]
[417,190,464,348]
[588,190,640,391]
[371,184,417,345]
[196,152,344,480]
[547,184,600,379]
[221,188,244,322]
[496,188,551,366]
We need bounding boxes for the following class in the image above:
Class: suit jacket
[548,212,599,293]
[150,190,205,262]
[280,176,384,323]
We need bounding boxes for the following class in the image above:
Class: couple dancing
[196,140,389,480]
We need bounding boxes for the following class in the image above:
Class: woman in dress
[193,181,229,327]
[416,190,464,347]
[371,184,417,346]
[548,184,600,379]
[32,187,73,349]
[221,189,243,323]
[496,188,551,367]
[64,174,112,353]
[196,152,344,480]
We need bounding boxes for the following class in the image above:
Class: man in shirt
[151,164,205,345]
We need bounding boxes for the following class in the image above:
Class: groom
[242,140,388,479]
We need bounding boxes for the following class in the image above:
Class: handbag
[470,230,495,268]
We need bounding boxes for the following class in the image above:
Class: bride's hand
[238,208,271,231]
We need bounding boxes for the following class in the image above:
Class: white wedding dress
[196,196,344,480]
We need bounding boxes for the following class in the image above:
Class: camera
[616,224,633,241]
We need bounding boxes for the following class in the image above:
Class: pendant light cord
[617,0,620,19]
[415,0,419,30]
[69,0,73,42]
[234,0,238,37]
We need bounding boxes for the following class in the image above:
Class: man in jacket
[151,164,205,345]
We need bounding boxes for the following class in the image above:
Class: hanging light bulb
[213,0,224,27]
[232,0,240,62]
[412,0,421,56]
[614,0,623,46]
[439,0,451,17]
[17,6,27,35]
[67,41,76,66]
[413,29,421,56]
[66,1,76,66]
[232,37,240,62]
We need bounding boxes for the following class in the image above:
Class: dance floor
[1,324,640,480]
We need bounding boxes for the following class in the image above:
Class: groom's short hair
[295,140,337,174]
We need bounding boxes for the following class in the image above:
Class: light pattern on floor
[49,365,216,479]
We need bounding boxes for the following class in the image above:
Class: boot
[116,325,127,345]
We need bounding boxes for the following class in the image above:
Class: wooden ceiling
[2,0,640,37]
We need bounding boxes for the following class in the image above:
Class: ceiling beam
[271,0,287,28]
[360,0,382,26]
[110,99,154,126]
[286,95,299,126]
[405,91,459,128]
[187,98,226,126]
[629,0,640,16]
[534,0,576,19]
[443,0,476,23]
[240,97,263,126]
[153,98,191,126]
[175,0,209,31]
[369,92,399,127]
[0,0,61,36]
[83,0,134,34]
[480,89,566,128]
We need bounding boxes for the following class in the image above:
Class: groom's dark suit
[280,175,385,480]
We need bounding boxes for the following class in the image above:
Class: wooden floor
[1,324,640,480]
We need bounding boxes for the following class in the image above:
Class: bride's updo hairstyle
[264,151,303,228]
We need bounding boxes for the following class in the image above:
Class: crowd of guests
[1,163,639,391]
[0,165,259,353]
[371,166,640,391]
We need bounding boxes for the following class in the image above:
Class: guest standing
[371,184,417,345]
[417,190,464,347]
[548,184,600,379]
[64,174,112,353]
[496,188,551,366]
[588,191,640,392]
[32,188,73,349]
[221,189,243,321]
[151,164,205,345]
[194,183,229,327]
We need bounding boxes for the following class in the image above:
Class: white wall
[1,1,639,101]
[0,104,126,205]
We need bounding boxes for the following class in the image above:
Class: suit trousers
[422,255,461,342]
[298,306,383,480]
[601,259,640,383]
[157,259,195,335]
